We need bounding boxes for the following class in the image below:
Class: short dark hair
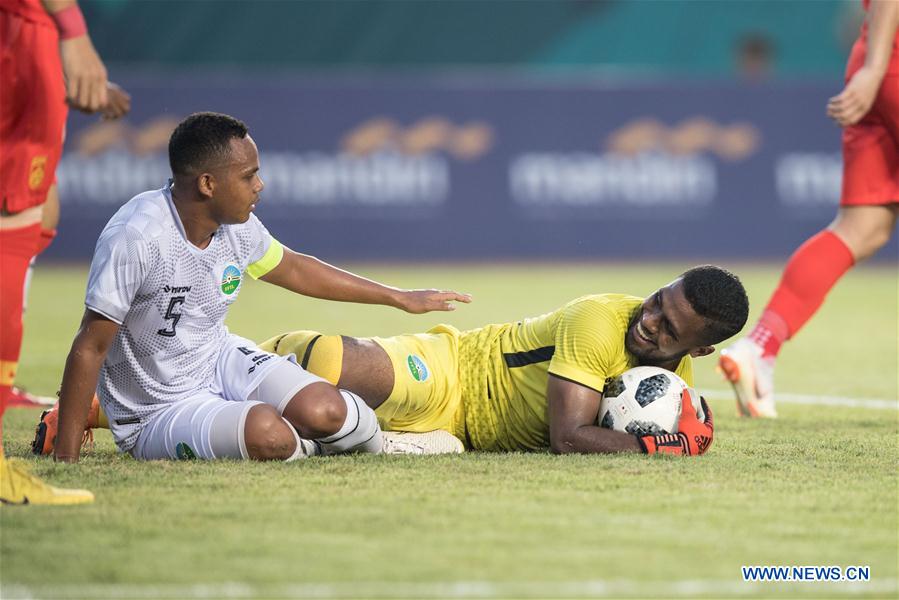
[680,265,749,344]
[168,112,249,176]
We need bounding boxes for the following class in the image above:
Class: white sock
[315,390,382,455]
[284,420,319,461]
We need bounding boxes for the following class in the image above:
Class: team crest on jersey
[28,156,47,190]
[220,264,242,295]
[406,354,429,382]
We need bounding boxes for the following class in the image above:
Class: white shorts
[131,334,326,460]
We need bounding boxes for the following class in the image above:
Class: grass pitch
[2,262,897,599]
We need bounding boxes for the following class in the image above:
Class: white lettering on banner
[57,153,170,204]
[261,151,447,206]
[509,153,716,207]
[57,151,448,208]
[775,153,841,207]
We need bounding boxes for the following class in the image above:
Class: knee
[282,382,347,439]
[243,404,297,461]
[860,223,894,258]
[843,226,893,260]
[830,211,896,261]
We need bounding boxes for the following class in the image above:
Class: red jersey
[0,0,52,27]
[846,0,899,77]
[0,2,66,212]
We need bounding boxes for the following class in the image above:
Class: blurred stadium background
[53,0,898,262]
[4,1,897,599]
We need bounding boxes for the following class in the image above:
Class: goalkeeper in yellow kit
[35,265,746,457]
[262,264,745,456]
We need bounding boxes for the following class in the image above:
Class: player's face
[625,278,714,367]
[210,136,265,224]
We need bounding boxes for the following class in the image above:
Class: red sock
[0,224,41,425]
[756,230,855,358]
[748,310,790,359]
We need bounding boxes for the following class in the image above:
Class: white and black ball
[598,366,701,436]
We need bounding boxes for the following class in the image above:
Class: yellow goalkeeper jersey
[457,294,694,451]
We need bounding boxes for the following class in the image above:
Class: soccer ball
[598,366,701,436]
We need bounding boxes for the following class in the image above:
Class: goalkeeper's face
[625,279,714,367]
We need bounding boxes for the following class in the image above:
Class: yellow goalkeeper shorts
[371,324,466,441]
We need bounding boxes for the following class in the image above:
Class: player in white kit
[53,112,471,463]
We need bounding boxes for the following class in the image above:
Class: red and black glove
[638,388,713,456]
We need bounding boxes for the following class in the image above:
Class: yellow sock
[258,330,344,385]
[303,334,344,385]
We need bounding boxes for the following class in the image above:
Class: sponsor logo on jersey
[163,285,192,294]
[406,354,429,382]
[221,264,242,295]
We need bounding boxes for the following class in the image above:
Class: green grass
[2,262,897,599]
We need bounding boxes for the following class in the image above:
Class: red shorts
[0,9,67,213]
[840,73,899,206]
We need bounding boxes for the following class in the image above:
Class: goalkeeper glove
[638,388,714,456]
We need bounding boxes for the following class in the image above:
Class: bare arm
[40,0,108,113]
[863,0,899,73]
[547,374,642,454]
[55,309,119,463]
[259,247,472,314]
[828,0,899,126]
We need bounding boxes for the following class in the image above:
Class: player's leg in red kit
[0,224,42,416]
[0,222,92,505]
[11,184,59,407]
[0,8,93,505]
[720,76,899,418]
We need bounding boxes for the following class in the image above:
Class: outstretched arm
[827,0,899,126]
[547,375,643,454]
[259,247,472,314]
[55,310,119,463]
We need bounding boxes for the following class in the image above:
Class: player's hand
[827,66,883,127]
[101,82,131,120]
[59,35,108,113]
[639,388,713,456]
[396,289,472,314]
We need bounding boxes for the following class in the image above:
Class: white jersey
[85,182,283,451]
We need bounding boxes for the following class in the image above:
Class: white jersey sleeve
[84,223,155,324]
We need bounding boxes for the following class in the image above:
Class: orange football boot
[31,394,102,456]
